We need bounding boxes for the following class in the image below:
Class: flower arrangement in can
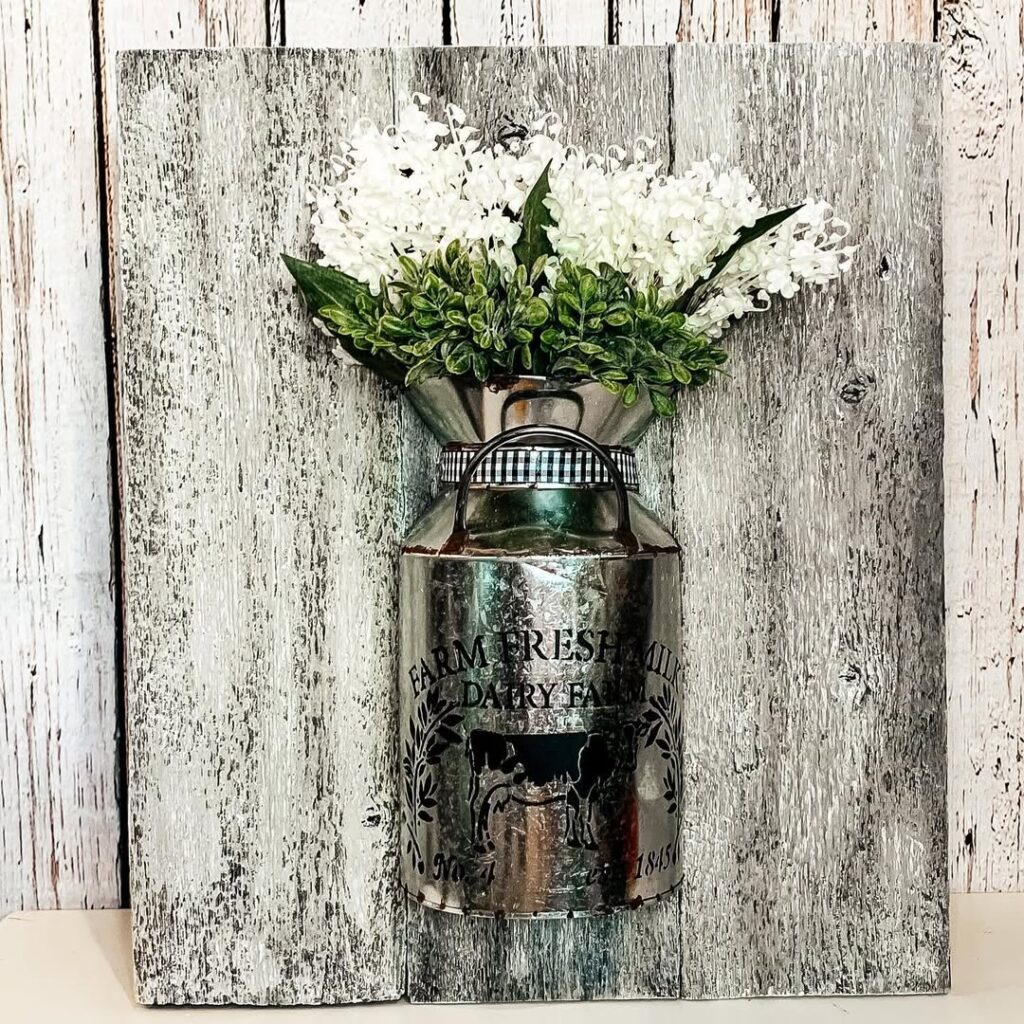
[284,94,855,417]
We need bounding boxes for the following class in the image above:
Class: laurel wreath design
[638,679,683,818]
[401,688,464,875]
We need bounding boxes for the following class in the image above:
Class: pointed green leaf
[281,253,406,385]
[671,204,803,313]
[512,161,555,269]
[281,253,368,312]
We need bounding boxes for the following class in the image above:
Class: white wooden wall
[0,0,1020,917]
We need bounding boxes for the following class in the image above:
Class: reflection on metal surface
[400,553,683,916]
[405,375,658,446]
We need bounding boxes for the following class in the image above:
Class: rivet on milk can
[399,377,684,917]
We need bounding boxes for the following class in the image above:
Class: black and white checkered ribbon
[438,444,640,491]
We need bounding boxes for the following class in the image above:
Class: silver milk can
[399,377,683,917]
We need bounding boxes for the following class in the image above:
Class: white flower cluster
[312,94,854,336]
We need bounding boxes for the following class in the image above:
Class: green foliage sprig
[284,242,727,417]
[540,261,726,417]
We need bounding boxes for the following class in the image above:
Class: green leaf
[579,273,598,303]
[560,291,582,314]
[319,305,362,333]
[379,314,413,336]
[671,204,803,313]
[444,348,471,375]
[512,160,555,269]
[523,298,549,327]
[282,253,368,312]
[404,356,438,387]
[281,254,407,385]
[649,389,677,417]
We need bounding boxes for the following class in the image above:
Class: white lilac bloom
[310,93,855,335]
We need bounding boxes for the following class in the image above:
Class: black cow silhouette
[467,726,637,850]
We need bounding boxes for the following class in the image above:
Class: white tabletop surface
[0,893,1019,1021]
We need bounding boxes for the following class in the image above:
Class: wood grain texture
[0,0,1012,957]
[449,0,608,44]
[671,43,947,995]
[96,0,270,342]
[613,0,773,42]
[118,43,947,1003]
[117,49,406,1004]
[0,0,120,918]
[97,2,270,222]
[268,0,284,44]
[942,0,1024,893]
[283,0,442,44]
[776,0,935,40]
[393,45,679,1002]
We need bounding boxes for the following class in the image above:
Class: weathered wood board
[0,0,1018,942]
[671,43,947,996]
[941,0,1024,896]
[117,50,406,1004]
[0,0,121,919]
[118,45,945,1003]
[449,1,607,44]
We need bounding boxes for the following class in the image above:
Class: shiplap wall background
[0,0,1020,918]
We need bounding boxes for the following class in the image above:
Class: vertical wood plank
[449,0,608,43]
[0,0,120,917]
[777,0,934,40]
[118,49,405,1004]
[96,0,269,330]
[613,0,773,42]
[671,43,947,995]
[942,0,1024,893]
[394,44,680,1002]
[283,0,443,44]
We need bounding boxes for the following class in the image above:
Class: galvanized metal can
[399,384,683,918]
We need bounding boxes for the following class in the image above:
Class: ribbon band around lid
[438,442,641,491]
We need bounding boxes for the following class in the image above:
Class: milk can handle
[451,424,634,538]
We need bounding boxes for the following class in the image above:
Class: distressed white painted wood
[614,0,773,42]
[0,0,1018,944]
[607,0,1022,905]
[777,0,934,40]
[118,45,946,1003]
[96,0,269,336]
[942,0,1024,894]
[117,49,406,1004]
[671,43,947,996]
[283,0,442,44]
[449,0,607,43]
[0,0,120,918]
[394,45,678,1002]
